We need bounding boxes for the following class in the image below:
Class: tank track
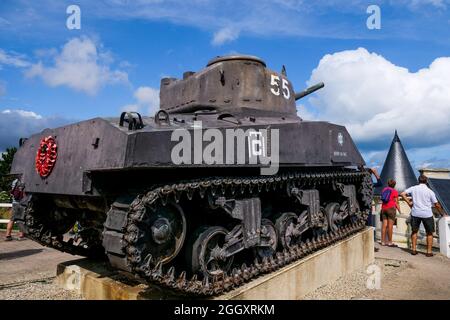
[23,198,103,258]
[103,170,373,297]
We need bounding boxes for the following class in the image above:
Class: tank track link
[103,170,373,297]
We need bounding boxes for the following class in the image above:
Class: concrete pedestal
[56,228,374,300]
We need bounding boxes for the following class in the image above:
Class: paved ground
[305,243,450,300]
[0,230,82,299]
[364,243,450,300]
[1,230,450,300]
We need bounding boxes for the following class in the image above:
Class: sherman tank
[11,55,373,296]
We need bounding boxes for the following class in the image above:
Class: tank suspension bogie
[290,188,329,232]
[253,219,278,259]
[334,182,360,218]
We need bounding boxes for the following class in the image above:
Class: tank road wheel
[275,211,311,249]
[147,203,187,265]
[275,212,299,249]
[190,226,234,277]
[254,219,278,259]
[325,202,344,232]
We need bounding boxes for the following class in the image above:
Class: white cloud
[0,49,30,68]
[407,143,450,169]
[0,109,72,151]
[25,37,129,95]
[0,17,11,27]
[307,48,450,150]
[296,104,316,121]
[212,27,240,46]
[135,87,159,107]
[121,86,160,115]
[34,48,58,58]
[406,0,447,9]
[2,109,42,119]
[121,104,141,112]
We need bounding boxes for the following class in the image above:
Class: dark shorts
[410,216,435,234]
[10,202,25,222]
[381,207,396,221]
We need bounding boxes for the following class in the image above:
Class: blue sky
[1,0,450,172]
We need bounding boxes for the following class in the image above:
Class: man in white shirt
[400,175,446,257]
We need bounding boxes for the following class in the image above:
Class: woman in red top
[381,179,401,247]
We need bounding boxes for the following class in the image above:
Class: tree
[0,147,17,193]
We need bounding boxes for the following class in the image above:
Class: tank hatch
[206,55,266,67]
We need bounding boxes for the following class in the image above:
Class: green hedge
[0,207,11,219]
[0,191,11,203]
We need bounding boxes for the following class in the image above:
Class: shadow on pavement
[0,248,44,260]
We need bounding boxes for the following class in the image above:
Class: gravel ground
[0,267,82,300]
[0,230,82,300]
[0,277,82,300]
[303,257,408,300]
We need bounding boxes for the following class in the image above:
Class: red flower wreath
[35,136,57,178]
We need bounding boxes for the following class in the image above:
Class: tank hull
[11,115,364,196]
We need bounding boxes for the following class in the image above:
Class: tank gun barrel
[295,82,324,101]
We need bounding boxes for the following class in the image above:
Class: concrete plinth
[56,228,374,300]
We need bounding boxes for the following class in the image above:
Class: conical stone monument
[377,130,417,193]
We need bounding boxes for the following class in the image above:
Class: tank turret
[160,55,323,116]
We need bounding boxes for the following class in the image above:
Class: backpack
[381,187,392,204]
[10,181,24,201]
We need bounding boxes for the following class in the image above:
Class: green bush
[0,207,11,219]
[0,191,11,203]
[0,191,12,220]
